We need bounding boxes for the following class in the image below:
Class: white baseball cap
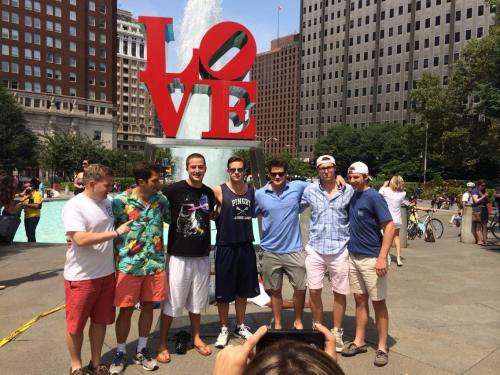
[348,161,372,180]
[316,155,336,167]
[466,182,475,188]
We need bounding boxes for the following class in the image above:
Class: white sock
[117,343,126,354]
[221,325,228,332]
[137,336,148,353]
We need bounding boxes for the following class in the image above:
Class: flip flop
[194,344,212,356]
[156,349,171,363]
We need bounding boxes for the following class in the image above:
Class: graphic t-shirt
[164,180,215,257]
[349,188,393,257]
[112,189,171,276]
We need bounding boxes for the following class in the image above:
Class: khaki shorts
[261,250,307,291]
[348,254,387,301]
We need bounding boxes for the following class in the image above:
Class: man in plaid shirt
[301,155,353,353]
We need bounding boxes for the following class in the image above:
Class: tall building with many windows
[116,9,161,151]
[0,0,117,148]
[251,34,301,156]
[299,0,496,159]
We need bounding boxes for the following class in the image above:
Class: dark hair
[227,156,245,169]
[185,153,206,167]
[0,171,16,206]
[266,159,288,173]
[477,179,486,188]
[244,340,344,375]
[132,161,162,184]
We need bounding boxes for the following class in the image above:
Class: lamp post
[423,123,428,184]
[257,136,279,153]
[123,153,128,178]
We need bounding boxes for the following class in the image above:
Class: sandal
[156,349,171,363]
[341,341,368,357]
[174,330,191,355]
[194,343,212,356]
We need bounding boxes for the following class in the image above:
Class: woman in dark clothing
[471,179,489,245]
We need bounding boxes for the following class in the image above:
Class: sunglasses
[270,172,285,178]
[228,168,244,174]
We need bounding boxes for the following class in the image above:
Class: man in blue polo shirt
[254,159,308,330]
[342,161,395,367]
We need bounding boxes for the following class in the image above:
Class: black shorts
[215,243,259,303]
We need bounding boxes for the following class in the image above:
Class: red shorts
[64,273,115,335]
[114,271,167,308]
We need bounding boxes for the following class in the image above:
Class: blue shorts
[215,243,259,303]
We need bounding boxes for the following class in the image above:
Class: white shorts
[305,245,350,295]
[161,255,210,317]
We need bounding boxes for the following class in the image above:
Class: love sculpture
[138,17,257,140]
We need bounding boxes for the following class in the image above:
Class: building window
[89,1,95,11]
[69,26,76,36]
[93,131,101,141]
[69,10,76,21]
[69,57,76,67]
[69,87,76,97]
[69,41,76,51]
[1,61,9,72]
[54,6,61,17]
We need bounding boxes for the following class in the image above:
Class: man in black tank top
[212,156,259,348]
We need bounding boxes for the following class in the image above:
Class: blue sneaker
[109,351,126,375]
[133,347,158,371]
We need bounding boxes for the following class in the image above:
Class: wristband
[114,230,120,238]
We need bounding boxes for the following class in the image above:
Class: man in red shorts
[62,164,132,375]
[110,162,171,374]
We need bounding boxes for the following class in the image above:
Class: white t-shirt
[62,193,115,281]
[379,187,406,227]
[462,192,472,204]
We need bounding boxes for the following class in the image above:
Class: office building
[299,0,496,159]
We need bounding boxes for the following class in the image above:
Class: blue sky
[119,0,300,55]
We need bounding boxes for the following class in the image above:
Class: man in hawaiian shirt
[109,161,171,374]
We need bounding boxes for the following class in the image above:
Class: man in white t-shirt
[462,182,475,205]
[62,164,131,375]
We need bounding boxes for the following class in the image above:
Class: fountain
[170,0,233,188]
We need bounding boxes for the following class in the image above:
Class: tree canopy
[0,85,39,172]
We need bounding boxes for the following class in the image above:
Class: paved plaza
[0,211,499,374]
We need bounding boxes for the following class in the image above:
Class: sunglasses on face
[270,172,285,178]
[228,168,244,174]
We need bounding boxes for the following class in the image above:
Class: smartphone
[256,329,325,352]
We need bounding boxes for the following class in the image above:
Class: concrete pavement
[1,213,499,374]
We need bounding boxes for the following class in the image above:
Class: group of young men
[62,152,395,375]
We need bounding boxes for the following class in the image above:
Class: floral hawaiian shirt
[112,188,171,276]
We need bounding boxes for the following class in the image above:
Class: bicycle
[487,209,499,239]
[407,206,444,240]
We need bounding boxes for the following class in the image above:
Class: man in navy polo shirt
[254,159,309,330]
[342,161,395,367]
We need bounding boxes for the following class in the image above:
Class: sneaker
[374,349,389,367]
[0,285,5,290]
[234,324,253,340]
[133,347,158,371]
[109,351,126,375]
[397,256,403,267]
[87,361,110,375]
[69,368,85,375]
[331,327,344,353]
[215,327,230,348]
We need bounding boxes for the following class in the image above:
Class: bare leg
[309,288,323,324]
[115,306,134,345]
[234,296,247,326]
[157,313,173,353]
[138,302,154,337]
[394,230,401,258]
[270,289,283,329]
[66,331,83,371]
[372,300,389,352]
[476,223,484,244]
[89,322,106,366]
[217,302,230,327]
[353,293,369,346]
[481,222,488,244]
[332,292,346,329]
[190,312,211,355]
[293,289,306,329]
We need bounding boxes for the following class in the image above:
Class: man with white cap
[462,182,475,206]
[342,161,395,367]
[300,155,353,352]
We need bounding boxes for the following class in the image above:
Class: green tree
[0,85,39,172]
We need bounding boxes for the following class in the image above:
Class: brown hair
[185,153,206,167]
[83,164,113,185]
[227,156,245,169]
[244,340,345,375]
[389,175,405,192]
[0,171,16,206]
[132,161,161,184]
[266,159,288,173]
